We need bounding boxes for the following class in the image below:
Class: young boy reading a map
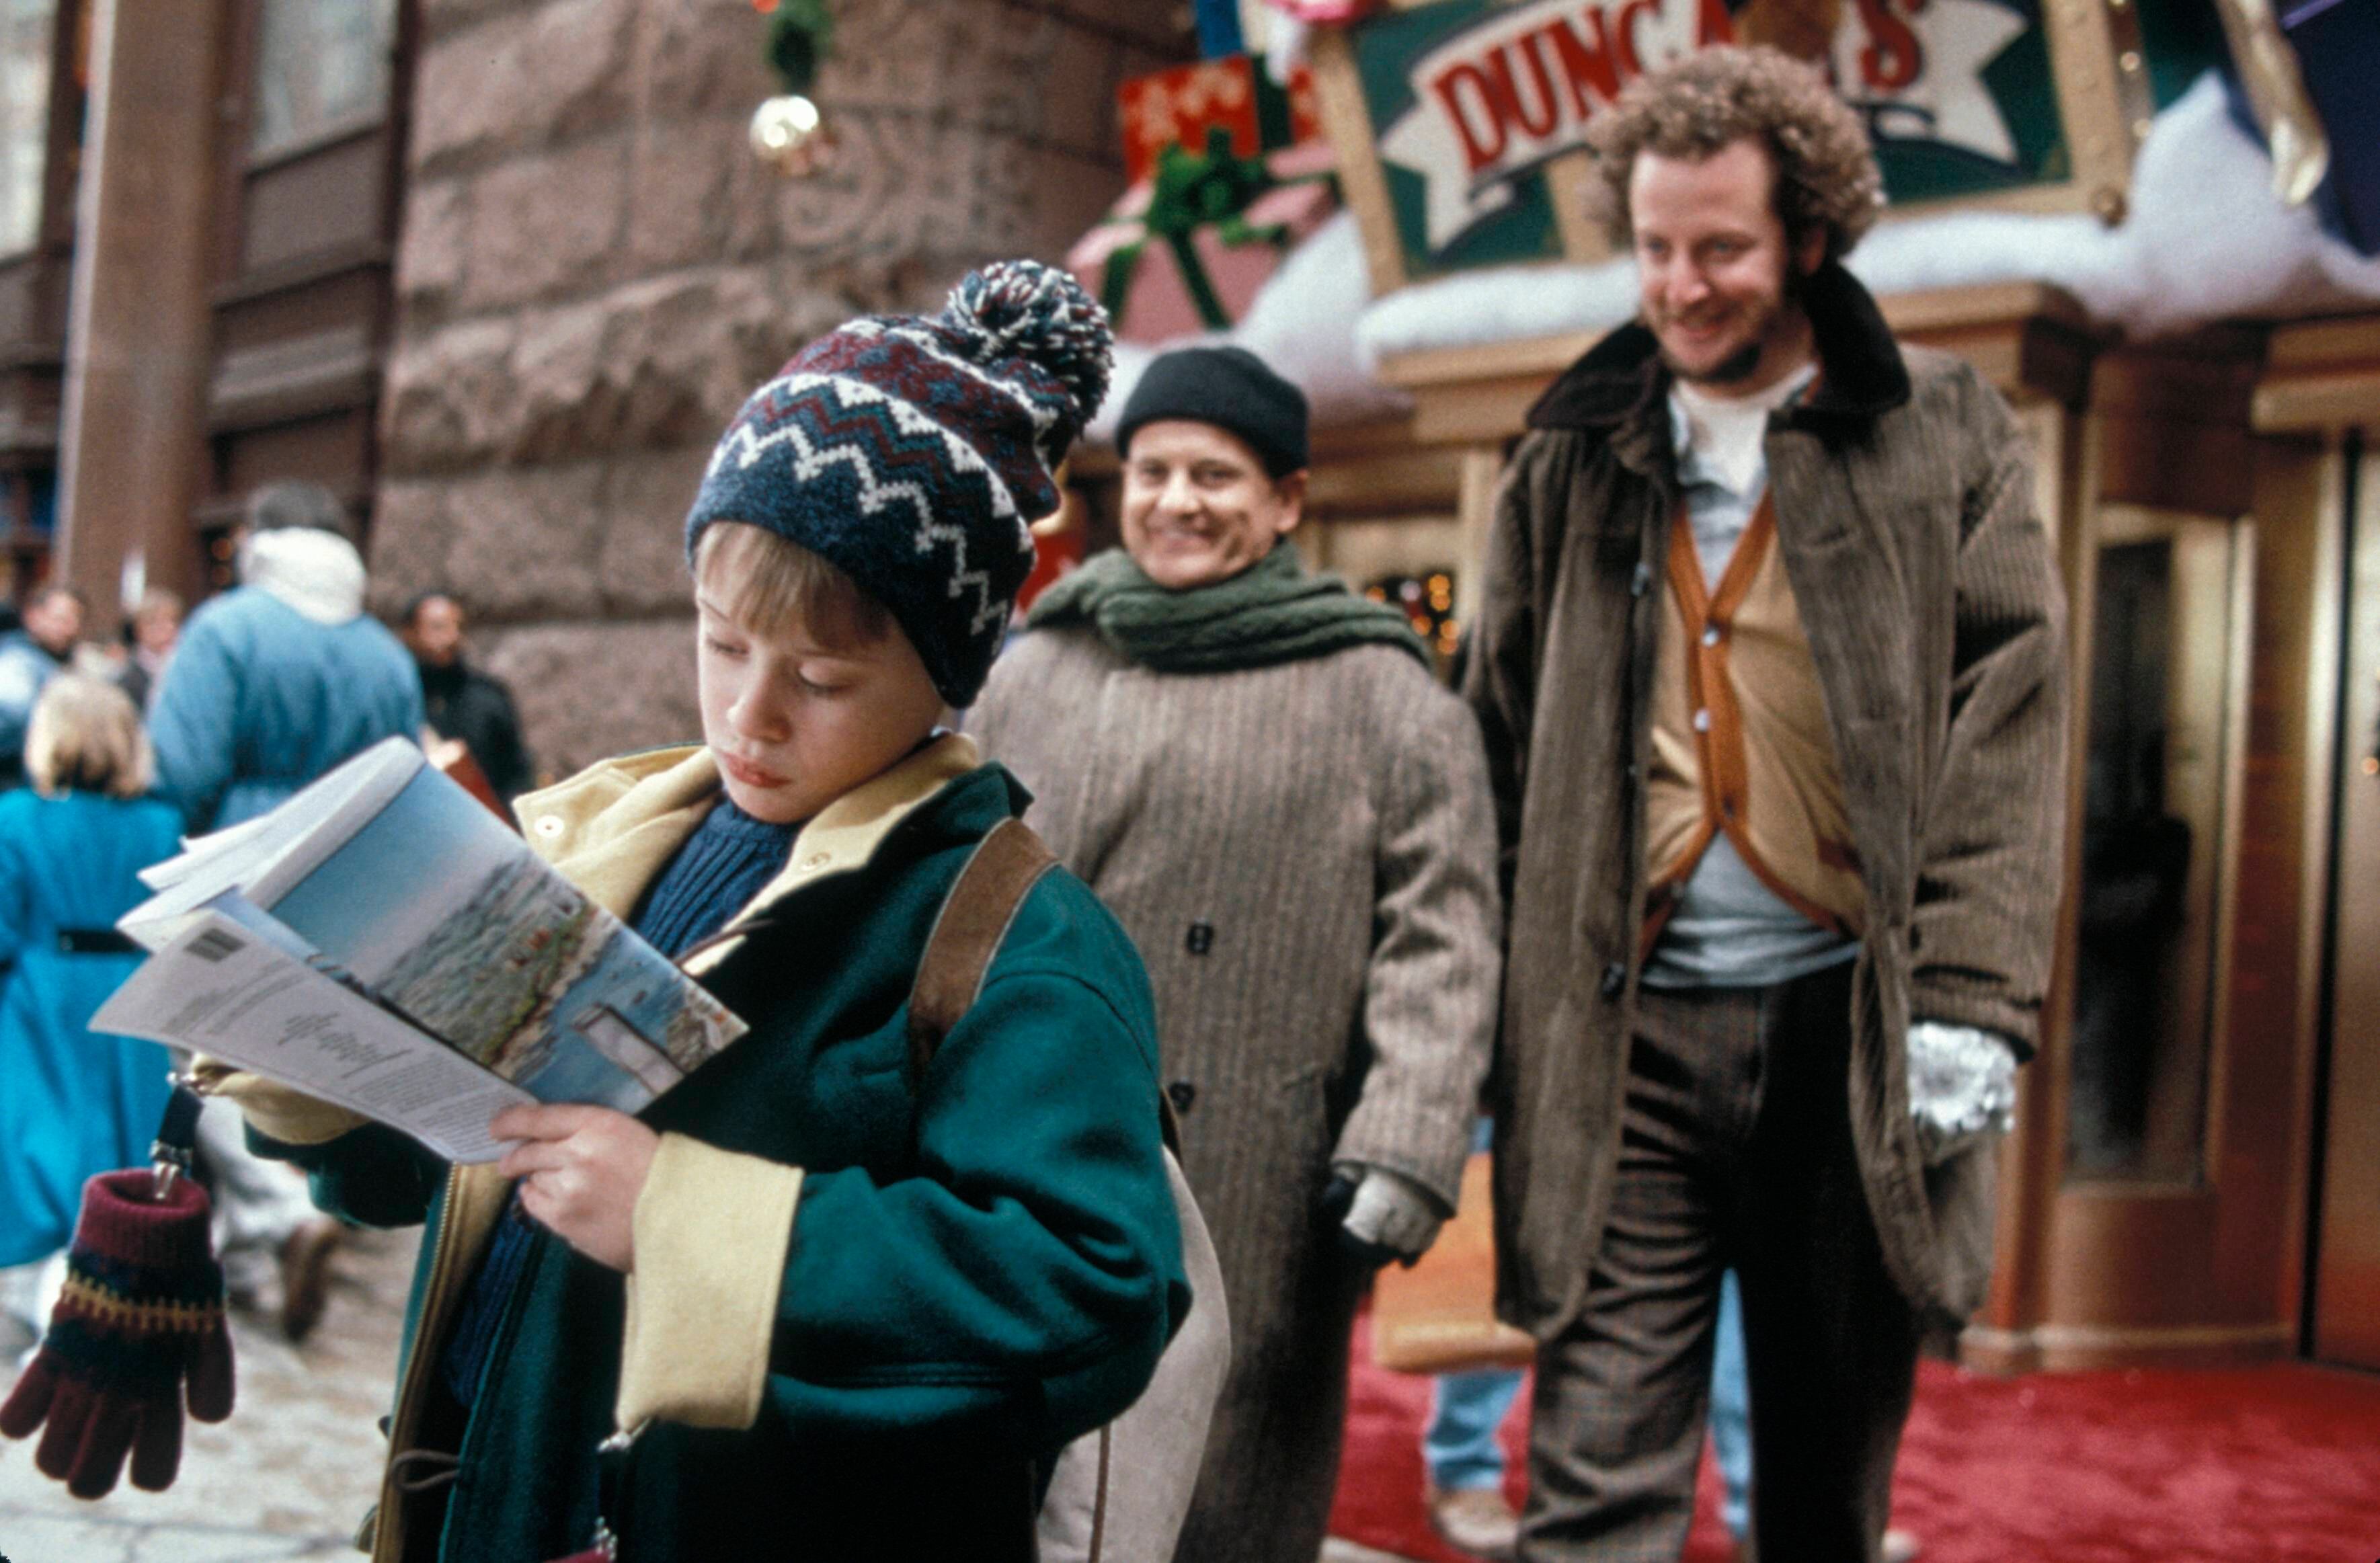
[200,263,1187,1563]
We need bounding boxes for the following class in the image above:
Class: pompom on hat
[686,259,1113,707]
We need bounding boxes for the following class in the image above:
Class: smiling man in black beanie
[1115,344,1310,480]
[970,343,1504,1563]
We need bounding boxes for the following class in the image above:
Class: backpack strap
[909,821,1201,1563]
[906,818,1185,1158]
[908,818,1060,1080]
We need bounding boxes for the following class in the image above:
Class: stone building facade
[368,0,1188,778]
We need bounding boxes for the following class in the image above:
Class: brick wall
[370,0,1189,779]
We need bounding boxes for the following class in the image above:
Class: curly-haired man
[1465,46,2066,1561]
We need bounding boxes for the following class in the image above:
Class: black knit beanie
[1115,346,1308,477]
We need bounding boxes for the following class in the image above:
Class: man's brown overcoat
[1463,264,2066,1336]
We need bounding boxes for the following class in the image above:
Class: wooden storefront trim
[1965,1318,2295,1374]
[1374,281,2097,448]
[2256,315,2380,433]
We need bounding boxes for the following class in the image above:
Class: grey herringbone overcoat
[971,630,1499,1563]
[1464,263,2067,1340]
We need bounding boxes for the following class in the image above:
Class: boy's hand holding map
[94,737,745,1164]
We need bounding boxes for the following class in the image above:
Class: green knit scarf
[1027,543,1429,674]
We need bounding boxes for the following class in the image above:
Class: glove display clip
[0,1079,236,1498]
[147,1075,202,1201]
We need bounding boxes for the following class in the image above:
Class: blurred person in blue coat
[149,480,422,834]
[0,676,182,1332]
[145,479,423,1339]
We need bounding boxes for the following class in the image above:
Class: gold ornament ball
[749,94,836,176]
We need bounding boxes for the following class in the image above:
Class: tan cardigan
[1643,490,1866,948]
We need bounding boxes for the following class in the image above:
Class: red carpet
[1330,1312,2380,1562]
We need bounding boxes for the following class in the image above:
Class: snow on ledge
[1355,73,2380,370]
[1082,73,2380,448]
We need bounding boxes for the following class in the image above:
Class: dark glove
[0,1170,236,1496]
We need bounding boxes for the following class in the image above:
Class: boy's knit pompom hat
[685,259,1113,707]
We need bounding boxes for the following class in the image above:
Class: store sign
[1335,0,2110,283]
[1829,0,2031,162]
[1378,0,1735,249]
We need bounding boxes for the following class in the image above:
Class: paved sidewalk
[0,1226,413,1563]
[1,1226,1437,1563]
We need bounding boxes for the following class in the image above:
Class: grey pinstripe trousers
[1518,963,1921,1563]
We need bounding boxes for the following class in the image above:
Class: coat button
[1166,1080,1197,1114]
[1186,921,1214,955]
[533,815,564,838]
[1599,961,1628,1000]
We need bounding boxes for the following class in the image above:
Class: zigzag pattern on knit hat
[705,373,1023,639]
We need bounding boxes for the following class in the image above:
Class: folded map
[95,737,746,1162]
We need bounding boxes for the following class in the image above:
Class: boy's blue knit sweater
[440,795,799,1405]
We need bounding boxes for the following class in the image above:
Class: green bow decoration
[1099,128,1328,331]
[764,0,835,96]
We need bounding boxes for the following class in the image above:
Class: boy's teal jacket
[236,736,1189,1562]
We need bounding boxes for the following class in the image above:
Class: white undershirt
[1669,363,1817,501]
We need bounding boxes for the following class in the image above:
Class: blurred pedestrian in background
[0,676,182,1336]
[114,588,185,713]
[400,590,534,805]
[1422,1117,1529,1560]
[0,582,86,790]
[971,344,1501,1563]
[1426,1367,1527,1558]
[149,481,422,832]
[147,478,424,1339]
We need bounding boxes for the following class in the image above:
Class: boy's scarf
[1027,543,1428,674]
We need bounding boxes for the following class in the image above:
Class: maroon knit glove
[0,1170,235,1496]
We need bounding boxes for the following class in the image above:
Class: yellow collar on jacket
[510,732,984,976]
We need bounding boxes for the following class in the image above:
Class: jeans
[1427,1367,1528,1490]
[1711,1269,1751,1537]
[1425,1117,1528,1492]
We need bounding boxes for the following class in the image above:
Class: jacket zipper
[375,1164,469,1563]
